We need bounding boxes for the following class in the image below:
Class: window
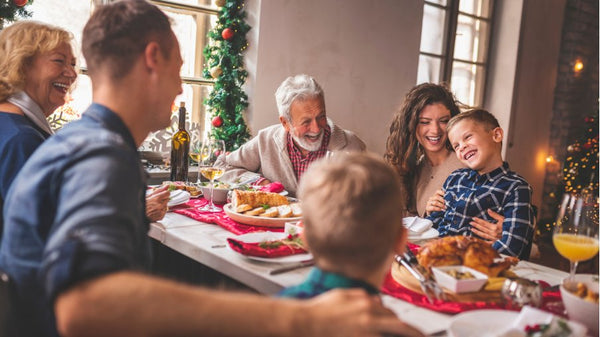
[26,0,218,153]
[417,0,493,107]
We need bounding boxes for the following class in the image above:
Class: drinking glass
[198,139,226,212]
[189,139,203,184]
[552,192,599,282]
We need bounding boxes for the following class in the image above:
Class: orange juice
[553,233,599,262]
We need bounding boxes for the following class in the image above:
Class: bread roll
[232,190,288,208]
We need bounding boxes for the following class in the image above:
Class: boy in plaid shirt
[426,109,535,259]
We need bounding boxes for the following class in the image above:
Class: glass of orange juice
[552,192,599,282]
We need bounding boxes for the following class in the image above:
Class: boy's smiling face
[448,119,504,174]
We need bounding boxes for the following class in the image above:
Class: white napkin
[167,190,190,207]
[403,217,433,235]
[495,306,587,337]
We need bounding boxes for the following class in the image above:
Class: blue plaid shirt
[427,162,535,259]
[278,267,379,299]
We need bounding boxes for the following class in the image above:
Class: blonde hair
[298,152,405,275]
[0,21,74,101]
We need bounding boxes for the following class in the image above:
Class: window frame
[419,0,495,107]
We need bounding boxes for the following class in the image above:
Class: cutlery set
[395,248,445,303]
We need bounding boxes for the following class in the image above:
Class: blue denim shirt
[0,103,151,337]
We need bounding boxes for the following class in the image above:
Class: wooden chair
[0,269,18,337]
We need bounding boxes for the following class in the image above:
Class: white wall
[244,0,423,154]
[486,0,565,211]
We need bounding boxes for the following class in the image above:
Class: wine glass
[552,192,599,283]
[189,139,203,184]
[198,139,226,212]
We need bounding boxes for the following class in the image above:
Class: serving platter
[223,203,301,228]
[390,263,503,303]
[227,232,312,263]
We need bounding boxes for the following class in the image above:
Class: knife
[269,260,314,275]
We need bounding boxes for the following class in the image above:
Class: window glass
[458,0,492,18]
[417,55,442,84]
[454,14,489,63]
[420,4,447,55]
[451,61,485,106]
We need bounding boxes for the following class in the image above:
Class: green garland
[202,0,251,151]
[0,0,32,27]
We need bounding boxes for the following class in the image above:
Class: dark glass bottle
[170,102,190,181]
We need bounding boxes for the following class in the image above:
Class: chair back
[0,269,18,337]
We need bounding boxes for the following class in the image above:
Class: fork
[395,252,445,303]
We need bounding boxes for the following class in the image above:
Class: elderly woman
[385,83,503,243]
[0,21,168,239]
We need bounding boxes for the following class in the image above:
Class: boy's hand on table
[470,209,504,243]
[425,189,446,216]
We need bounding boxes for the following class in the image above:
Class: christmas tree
[0,0,32,28]
[562,112,599,196]
[202,0,251,151]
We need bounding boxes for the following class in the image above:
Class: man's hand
[425,189,445,216]
[146,185,170,222]
[470,209,504,243]
[301,289,425,337]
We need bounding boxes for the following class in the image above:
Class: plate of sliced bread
[223,190,302,227]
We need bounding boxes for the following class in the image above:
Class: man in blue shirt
[0,1,415,337]
[427,109,535,259]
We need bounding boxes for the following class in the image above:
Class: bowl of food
[432,265,489,293]
[560,274,599,335]
[200,181,230,204]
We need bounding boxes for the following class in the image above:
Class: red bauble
[583,142,592,150]
[212,116,223,127]
[222,28,234,40]
[13,0,28,7]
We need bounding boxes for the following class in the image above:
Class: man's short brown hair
[298,152,405,274]
[82,0,174,80]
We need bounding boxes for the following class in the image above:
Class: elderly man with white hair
[216,74,365,196]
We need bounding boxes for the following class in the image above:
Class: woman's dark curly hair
[384,83,461,211]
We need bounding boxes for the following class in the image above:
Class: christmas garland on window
[0,0,32,27]
[202,0,251,151]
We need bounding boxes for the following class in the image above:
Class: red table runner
[171,198,284,235]
[382,243,565,315]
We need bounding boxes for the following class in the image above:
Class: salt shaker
[501,278,543,309]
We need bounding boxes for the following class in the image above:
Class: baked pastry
[232,190,288,208]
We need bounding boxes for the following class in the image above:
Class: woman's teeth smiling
[53,82,69,93]
[426,136,441,143]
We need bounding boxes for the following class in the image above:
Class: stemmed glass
[189,139,203,184]
[198,139,226,212]
[552,192,599,283]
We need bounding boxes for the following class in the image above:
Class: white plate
[223,203,302,228]
[408,227,439,240]
[167,190,190,207]
[448,309,519,337]
[228,232,312,264]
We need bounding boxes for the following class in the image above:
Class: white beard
[291,131,324,152]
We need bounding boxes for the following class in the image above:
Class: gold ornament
[215,0,226,7]
[210,65,223,79]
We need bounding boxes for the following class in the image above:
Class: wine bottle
[170,102,190,181]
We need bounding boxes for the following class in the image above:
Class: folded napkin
[403,217,433,235]
[259,182,285,193]
[227,236,307,258]
[496,306,587,337]
[167,190,190,207]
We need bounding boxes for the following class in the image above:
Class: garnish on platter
[227,233,307,258]
[160,180,201,197]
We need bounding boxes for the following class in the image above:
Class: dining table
[149,205,574,336]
